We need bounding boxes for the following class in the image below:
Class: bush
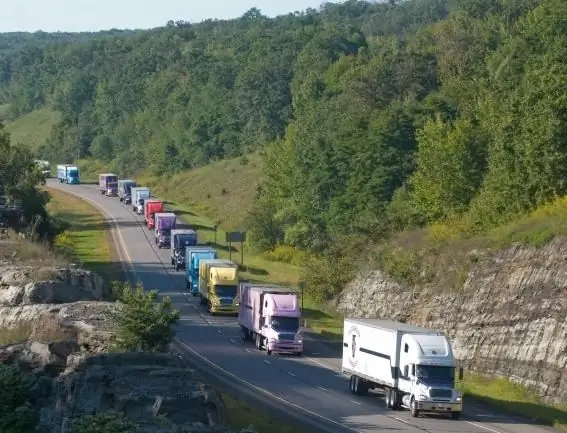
[0,364,38,433]
[69,411,137,433]
[262,245,306,265]
[111,281,180,351]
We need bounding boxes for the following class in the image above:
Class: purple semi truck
[154,212,177,249]
[238,282,303,356]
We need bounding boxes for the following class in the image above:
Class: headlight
[212,300,220,306]
[455,396,462,402]
[417,394,428,401]
[296,339,303,343]
[269,338,277,342]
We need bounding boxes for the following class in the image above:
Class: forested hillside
[2,0,566,299]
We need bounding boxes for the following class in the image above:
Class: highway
[47,179,558,433]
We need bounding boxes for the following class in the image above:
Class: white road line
[288,372,297,377]
[229,339,235,344]
[217,330,222,334]
[317,385,327,391]
[350,400,361,406]
[264,360,271,365]
[465,421,502,433]
[393,417,410,425]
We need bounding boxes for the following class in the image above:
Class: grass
[222,393,312,433]
[4,108,60,150]
[374,195,567,292]
[458,373,567,431]
[45,187,124,285]
[0,104,10,122]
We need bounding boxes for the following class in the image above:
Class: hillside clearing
[5,108,60,150]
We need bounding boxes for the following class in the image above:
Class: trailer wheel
[410,398,419,417]
[255,333,263,350]
[348,376,355,394]
[392,389,400,410]
[385,389,393,408]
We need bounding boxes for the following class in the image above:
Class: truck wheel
[385,389,393,408]
[240,327,247,341]
[392,389,400,410]
[410,398,419,417]
[295,351,303,356]
[451,411,461,420]
[255,333,262,350]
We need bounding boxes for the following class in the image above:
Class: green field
[4,108,60,150]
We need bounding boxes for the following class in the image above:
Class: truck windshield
[416,365,455,381]
[214,285,237,298]
[270,317,299,333]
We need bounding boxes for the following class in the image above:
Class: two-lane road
[47,180,557,433]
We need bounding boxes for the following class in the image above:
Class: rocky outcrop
[337,238,567,404]
[0,266,107,306]
[36,352,252,433]
[0,264,252,432]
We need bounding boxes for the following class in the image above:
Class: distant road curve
[46,180,558,433]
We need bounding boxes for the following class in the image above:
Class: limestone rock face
[0,266,107,306]
[337,238,567,404]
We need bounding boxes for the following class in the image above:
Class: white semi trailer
[342,318,464,419]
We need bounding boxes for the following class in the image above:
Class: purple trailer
[154,212,177,249]
[238,283,303,356]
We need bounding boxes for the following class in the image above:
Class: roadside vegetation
[2,0,567,426]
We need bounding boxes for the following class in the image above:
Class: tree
[112,281,180,351]
[69,411,137,433]
[0,364,38,433]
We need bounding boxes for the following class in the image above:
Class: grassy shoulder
[458,373,567,431]
[222,393,312,433]
[45,187,123,284]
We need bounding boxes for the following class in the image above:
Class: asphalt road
[47,179,558,433]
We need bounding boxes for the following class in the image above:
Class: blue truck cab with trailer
[56,164,80,184]
[185,247,217,295]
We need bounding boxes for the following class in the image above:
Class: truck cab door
[398,339,414,393]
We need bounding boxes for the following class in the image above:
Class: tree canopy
[1,0,564,255]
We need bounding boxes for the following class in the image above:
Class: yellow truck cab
[198,258,239,315]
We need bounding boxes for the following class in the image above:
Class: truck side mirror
[458,367,463,380]
[403,366,409,378]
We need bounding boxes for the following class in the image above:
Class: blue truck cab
[56,164,80,184]
[185,247,217,295]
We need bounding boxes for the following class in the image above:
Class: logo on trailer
[348,325,360,368]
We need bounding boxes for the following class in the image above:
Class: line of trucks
[78,171,466,420]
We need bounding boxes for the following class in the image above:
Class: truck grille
[219,298,233,305]
[429,389,452,399]
[278,333,295,341]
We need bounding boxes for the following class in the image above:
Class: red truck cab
[144,199,164,229]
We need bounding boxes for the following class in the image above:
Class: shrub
[0,364,38,433]
[111,281,180,351]
[262,245,306,265]
[69,411,137,433]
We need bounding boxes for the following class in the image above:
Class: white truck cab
[342,318,463,420]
